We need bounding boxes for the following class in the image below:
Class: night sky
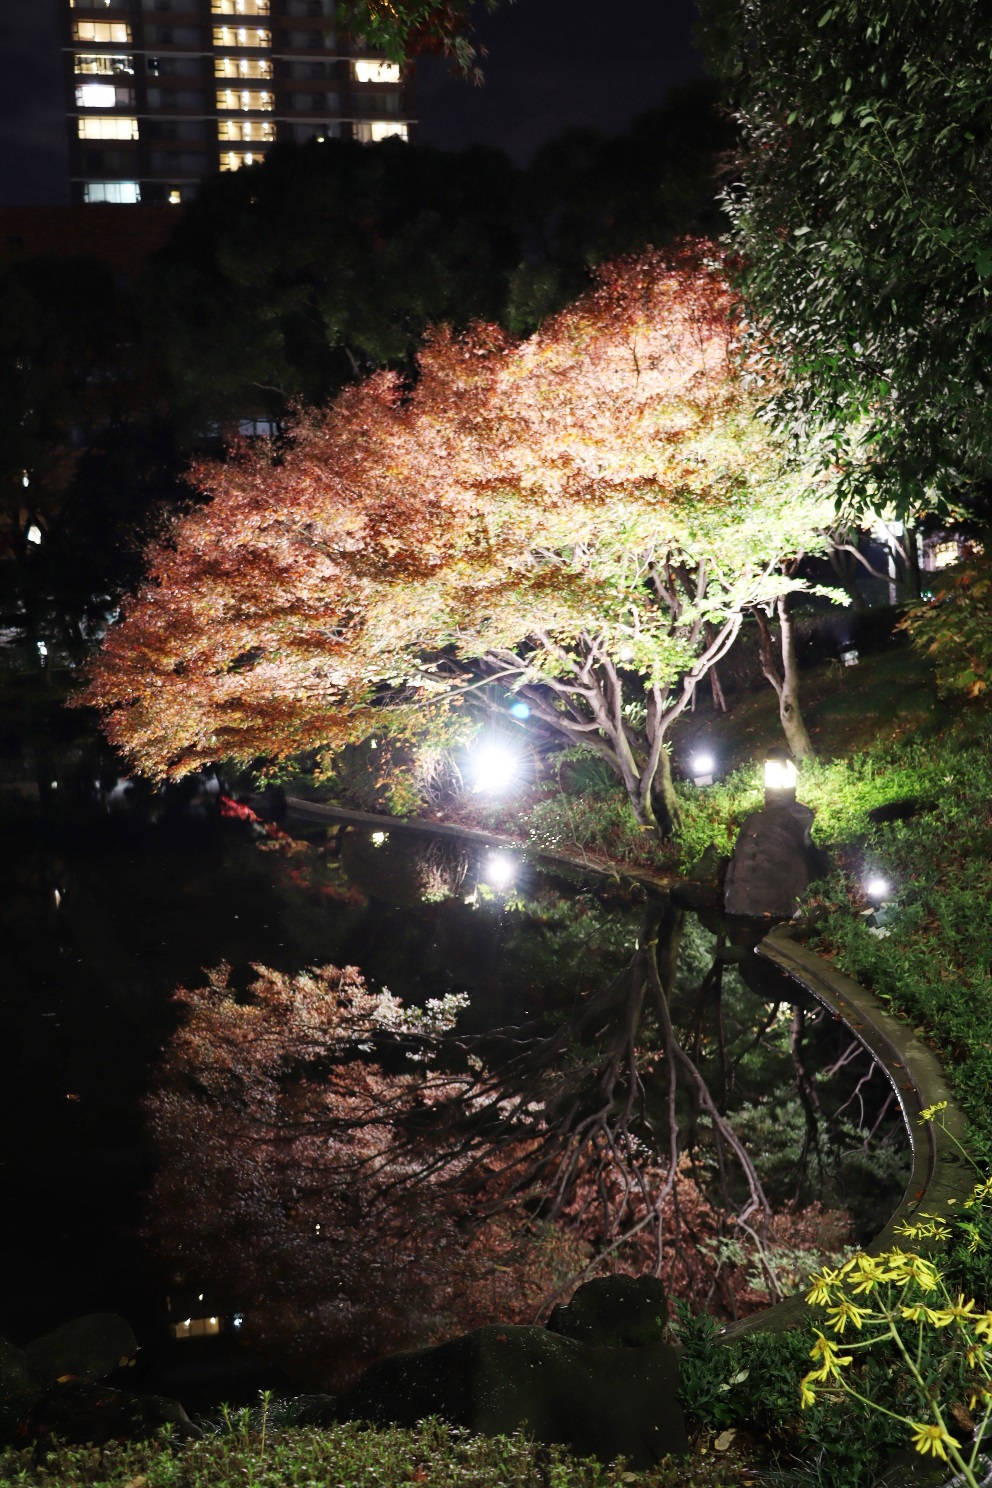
[0,0,704,205]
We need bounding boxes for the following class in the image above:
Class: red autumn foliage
[78,244,834,836]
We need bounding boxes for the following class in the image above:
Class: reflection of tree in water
[145,900,907,1389]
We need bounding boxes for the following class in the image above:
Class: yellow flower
[800,1374,818,1409]
[965,1177,992,1209]
[806,1267,842,1307]
[895,1215,952,1242]
[900,1303,954,1327]
[971,1312,992,1342]
[946,1293,978,1326]
[807,1331,854,1381]
[825,1300,873,1333]
[961,1222,982,1254]
[845,1255,884,1296]
[918,1101,948,1123]
[879,1250,940,1291]
[909,1421,960,1461]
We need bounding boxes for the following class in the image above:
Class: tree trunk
[648,745,682,837]
[754,595,816,760]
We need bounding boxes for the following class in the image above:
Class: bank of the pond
[284,794,680,891]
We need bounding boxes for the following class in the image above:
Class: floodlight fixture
[763,747,798,803]
[471,742,519,794]
[690,751,715,787]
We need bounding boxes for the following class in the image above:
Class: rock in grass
[25,1314,138,1386]
[21,1378,202,1447]
[335,1324,686,1469]
[546,1276,669,1349]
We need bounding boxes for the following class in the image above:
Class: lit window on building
[220,148,266,170]
[353,59,400,83]
[239,418,278,436]
[171,1316,223,1340]
[69,0,116,7]
[212,25,270,46]
[76,82,116,107]
[215,56,272,78]
[217,87,274,111]
[211,0,269,11]
[931,542,962,570]
[353,120,408,143]
[218,118,275,142]
[76,82,135,107]
[78,116,140,140]
[72,20,132,42]
[83,180,141,203]
[75,53,133,75]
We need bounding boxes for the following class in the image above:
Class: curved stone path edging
[285,797,975,1345]
[716,926,974,1344]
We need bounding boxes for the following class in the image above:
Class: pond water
[0,675,911,1412]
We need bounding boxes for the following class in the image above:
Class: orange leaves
[77,240,815,784]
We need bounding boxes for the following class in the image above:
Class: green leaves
[699,0,992,512]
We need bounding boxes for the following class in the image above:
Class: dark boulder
[25,1313,138,1386]
[20,1378,201,1447]
[546,1275,668,1349]
[0,1337,40,1444]
[724,802,828,919]
[335,1323,686,1468]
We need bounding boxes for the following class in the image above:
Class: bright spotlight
[865,877,890,902]
[481,852,516,891]
[471,743,519,794]
[371,830,388,846]
[690,752,715,786]
[763,750,798,795]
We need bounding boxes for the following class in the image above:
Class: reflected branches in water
[144,899,908,1389]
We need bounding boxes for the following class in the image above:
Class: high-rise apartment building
[59,0,414,206]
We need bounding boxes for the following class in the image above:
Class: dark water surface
[0,676,911,1410]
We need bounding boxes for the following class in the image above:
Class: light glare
[764,757,797,789]
[472,743,518,794]
[481,852,516,891]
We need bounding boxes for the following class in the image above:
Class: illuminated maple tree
[79,244,838,835]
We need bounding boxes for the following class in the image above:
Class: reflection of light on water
[371,830,388,846]
[480,852,516,891]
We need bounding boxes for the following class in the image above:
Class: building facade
[59,0,413,206]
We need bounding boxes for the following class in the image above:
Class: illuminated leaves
[79,245,836,829]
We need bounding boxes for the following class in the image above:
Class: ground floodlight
[690,751,715,787]
[471,742,519,794]
[763,747,798,802]
[865,876,890,904]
